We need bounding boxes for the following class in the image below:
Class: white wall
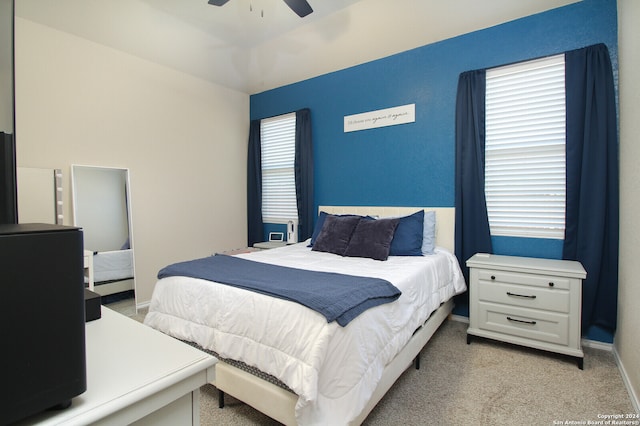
[617,0,640,412]
[14,18,250,304]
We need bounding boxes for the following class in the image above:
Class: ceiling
[15,0,580,94]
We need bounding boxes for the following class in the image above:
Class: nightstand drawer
[477,280,570,313]
[253,241,287,250]
[477,302,570,346]
[476,269,571,290]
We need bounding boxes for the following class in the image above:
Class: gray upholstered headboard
[318,206,455,253]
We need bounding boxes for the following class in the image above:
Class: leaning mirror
[71,165,136,314]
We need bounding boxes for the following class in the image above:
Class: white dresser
[466,253,586,369]
[17,307,217,425]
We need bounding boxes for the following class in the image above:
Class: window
[485,54,566,239]
[261,113,297,223]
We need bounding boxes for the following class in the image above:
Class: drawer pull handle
[491,275,496,280]
[506,291,537,299]
[549,282,555,287]
[507,316,537,325]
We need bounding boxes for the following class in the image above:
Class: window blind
[261,112,298,223]
[485,54,566,239]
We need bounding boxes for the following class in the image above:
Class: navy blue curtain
[247,120,263,246]
[563,43,619,333]
[454,70,493,282]
[294,108,314,241]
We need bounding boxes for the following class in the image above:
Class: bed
[144,206,466,425]
[90,248,135,296]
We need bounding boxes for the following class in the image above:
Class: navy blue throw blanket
[157,254,401,326]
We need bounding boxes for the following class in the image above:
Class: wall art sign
[344,103,415,133]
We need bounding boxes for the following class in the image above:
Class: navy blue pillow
[309,212,366,246]
[389,210,424,256]
[344,217,400,261]
[309,211,329,246]
[312,215,362,256]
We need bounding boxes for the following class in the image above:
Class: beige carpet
[128,306,635,425]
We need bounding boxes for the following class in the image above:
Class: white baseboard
[450,315,638,414]
[450,314,469,324]
[136,300,150,311]
[613,345,640,414]
[581,338,613,351]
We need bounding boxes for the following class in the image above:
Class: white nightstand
[466,253,586,369]
[253,241,287,250]
[222,247,259,255]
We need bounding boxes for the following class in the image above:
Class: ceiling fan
[207,0,313,18]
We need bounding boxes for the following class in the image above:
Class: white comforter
[144,241,466,425]
[92,249,134,282]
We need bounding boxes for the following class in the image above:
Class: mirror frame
[71,164,136,308]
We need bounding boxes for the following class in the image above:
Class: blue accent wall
[252,0,617,255]
[250,0,618,339]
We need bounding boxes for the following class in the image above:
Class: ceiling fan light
[207,0,314,18]
[282,0,313,17]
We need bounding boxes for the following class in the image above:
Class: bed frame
[91,249,135,297]
[213,206,456,425]
[93,278,135,297]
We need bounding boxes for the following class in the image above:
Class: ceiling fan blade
[208,0,231,6]
[282,0,313,17]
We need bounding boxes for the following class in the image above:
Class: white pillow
[422,210,436,255]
